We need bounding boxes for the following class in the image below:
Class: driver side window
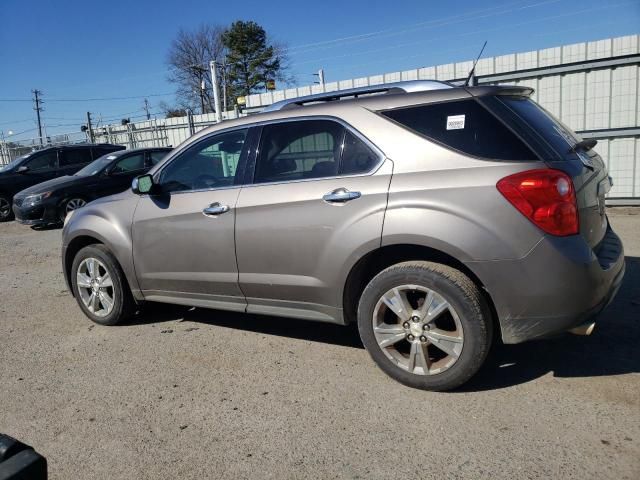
[159,129,247,193]
[25,151,57,171]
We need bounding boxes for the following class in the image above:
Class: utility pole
[86,112,94,143]
[143,98,151,120]
[210,60,222,123]
[222,59,228,113]
[32,89,44,146]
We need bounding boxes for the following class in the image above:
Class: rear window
[496,97,579,156]
[381,99,537,161]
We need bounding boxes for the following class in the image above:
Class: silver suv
[62,81,625,391]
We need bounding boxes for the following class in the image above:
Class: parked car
[13,147,172,226]
[0,143,123,222]
[61,81,624,391]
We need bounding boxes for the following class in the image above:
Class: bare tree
[167,25,225,114]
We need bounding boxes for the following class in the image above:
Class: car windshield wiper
[569,138,597,153]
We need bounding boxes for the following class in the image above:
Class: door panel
[132,188,244,308]
[235,159,393,323]
[131,128,251,310]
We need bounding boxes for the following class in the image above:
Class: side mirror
[132,174,155,195]
[17,166,29,174]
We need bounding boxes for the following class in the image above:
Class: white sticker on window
[446,115,465,130]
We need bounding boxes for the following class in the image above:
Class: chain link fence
[0,110,243,166]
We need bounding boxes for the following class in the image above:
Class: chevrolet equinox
[61,81,625,391]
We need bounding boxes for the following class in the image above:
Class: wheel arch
[342,243,498,331]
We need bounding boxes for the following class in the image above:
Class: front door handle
[202,202,230,217]
[322,188,361,203]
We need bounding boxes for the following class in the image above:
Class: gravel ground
[0,208,639,479]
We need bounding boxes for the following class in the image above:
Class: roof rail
[262,80,453,112]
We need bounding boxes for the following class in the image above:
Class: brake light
[496,169,579,236]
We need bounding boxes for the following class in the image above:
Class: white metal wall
[94,34,640,200]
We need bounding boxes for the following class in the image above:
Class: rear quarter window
[381,99,538,161]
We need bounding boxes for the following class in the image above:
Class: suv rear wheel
[357,261,491,391]
[71,244,135,325]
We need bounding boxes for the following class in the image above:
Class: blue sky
[1,0,638,140]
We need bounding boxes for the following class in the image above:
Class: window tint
[92,147,118,160]
[159,129,247,193]
[341,131,378,174]
[382,99,537,161]
[497,96,579,157]
[110,153,145,174]
[60,148,91,166]
[254,120,343,184]
[25,151,57,170]
[150,150,169,165]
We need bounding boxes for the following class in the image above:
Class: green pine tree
[222,21,285,102]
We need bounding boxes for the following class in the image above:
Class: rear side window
[92,147,119,160]
[110,153,145,174]
[60,148,91,166]
[381,99,537,161]
[254,120,343,184]
[149,150,169,165]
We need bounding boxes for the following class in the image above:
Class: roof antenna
[464,41,487,87]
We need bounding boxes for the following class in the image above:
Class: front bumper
[468,223,625,344]
[12,199,60,226]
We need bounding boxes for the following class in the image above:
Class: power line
[0,92,173,103]
[289,0,637,70]
[285,0,563,55]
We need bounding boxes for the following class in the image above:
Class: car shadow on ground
[129,256,640,391]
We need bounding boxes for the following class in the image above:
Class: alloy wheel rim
[0,198,10,218]
[372,285,464,375]
[66,198,86,213]
[76,257,115,317]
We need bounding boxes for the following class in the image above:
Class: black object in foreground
[0,434,47,480]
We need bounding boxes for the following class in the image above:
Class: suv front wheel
[357,261,492,391]
[71,245,135,325]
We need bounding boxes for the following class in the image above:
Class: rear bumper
[12,200,59,226]
[467,223,625,344]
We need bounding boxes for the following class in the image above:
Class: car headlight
[23,191,52,205]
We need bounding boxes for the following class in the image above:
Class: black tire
[0,195,14,222]
[357,261,492,391]
[71,244,135,326]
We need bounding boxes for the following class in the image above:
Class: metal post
[210,60,222,123]
[143,98,151,120]
[222,59,228,113]
[187,109,195,136]
[86,112,95,143]
[318,68,325,88]
[33,89,44,146]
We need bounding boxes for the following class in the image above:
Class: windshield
[74,154,119,177]
[0,154,30,173]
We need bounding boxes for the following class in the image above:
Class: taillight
[496,169,579,236]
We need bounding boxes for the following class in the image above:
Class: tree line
[162,20,290,117]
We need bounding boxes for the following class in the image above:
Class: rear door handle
[322,188,361,203]
[202,202,230,217]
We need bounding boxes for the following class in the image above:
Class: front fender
[62,192,141,299]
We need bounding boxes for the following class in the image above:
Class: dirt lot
[0,208,639,479]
